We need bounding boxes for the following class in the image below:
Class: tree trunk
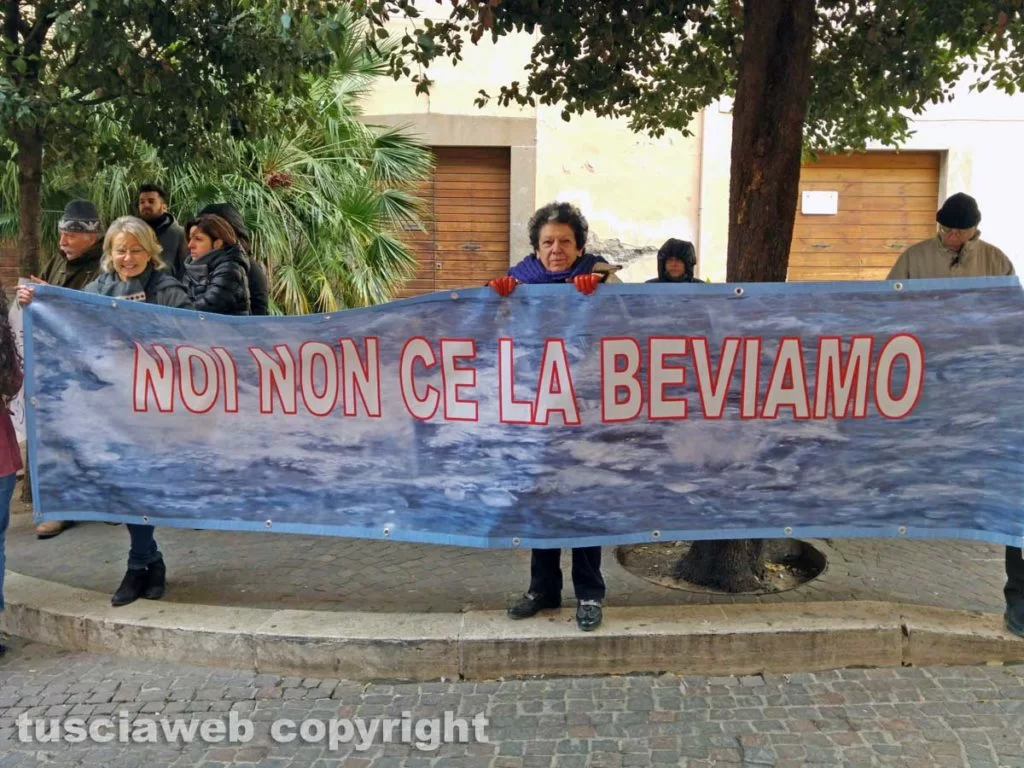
[727,0,815,282]
[674,540,766,592]
[678,0,815,592]
[14,125,44,278]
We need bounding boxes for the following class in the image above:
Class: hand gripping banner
[23,278,1024,548]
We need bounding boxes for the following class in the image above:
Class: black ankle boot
[1007,603,1024,638]
[143,559,166,600]
[112,569,148,607]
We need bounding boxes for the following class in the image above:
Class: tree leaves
[359,0,1024,151]
[1,3,432,310]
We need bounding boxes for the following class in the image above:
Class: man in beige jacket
[887,192,1023,638]
[887,192,1013,279]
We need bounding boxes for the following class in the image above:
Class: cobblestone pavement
[1,639,1024,767]
[5,500,1006,614]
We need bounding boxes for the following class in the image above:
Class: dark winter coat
[148,213,189,281]
[41,240,103,290]
[182,244,251,316]
[197,203,269,315]
[84,265,192,309]
[647,238,702,283]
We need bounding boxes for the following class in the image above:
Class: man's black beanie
[936,192,981,229]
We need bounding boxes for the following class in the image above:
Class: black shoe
[111,569,148,607]
[507,592,560,619]
[576,600,603,632]
[143,559,166,600]
[1006,602,1024,638]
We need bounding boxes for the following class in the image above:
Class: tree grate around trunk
[616,539,826,596]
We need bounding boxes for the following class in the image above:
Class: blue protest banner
[23,278,1024,548]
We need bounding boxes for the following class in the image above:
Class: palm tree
[1,9,432,314]
[167,113,431,313]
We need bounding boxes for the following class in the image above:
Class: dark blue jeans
[127,524,161,571]
[0,473,15,612]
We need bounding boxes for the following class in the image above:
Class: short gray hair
[101,216,165,273]
[528,202,589,250]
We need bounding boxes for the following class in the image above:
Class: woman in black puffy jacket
[183,214,251,315]
[197,203,269,316]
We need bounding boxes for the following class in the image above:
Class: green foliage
[358,0,1024,152]
[0,5,433,313]
[1,1,349,156]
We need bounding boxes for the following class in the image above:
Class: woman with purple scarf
[488,201,619,632]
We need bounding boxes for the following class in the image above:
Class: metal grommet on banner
[142,516,149,524]
[733,287,745,297]
[893,282,904,292]
[383,526,392,537]
[324,315,331,321]
[265,519,273,529]
[198,314,206,321]
[651,530,661,540]
[898,526,908,535]
[29,397,38,407]
[450,292,459,301]
[110,300,117,308]
[784,526,793,536]
[511,537,521,547]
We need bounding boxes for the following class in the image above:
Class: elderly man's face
[939,225,976,253]
[536,222,582,273]
[59,230,99,260]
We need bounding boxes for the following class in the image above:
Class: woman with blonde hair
[86,216,191,606]
[85,216,192,308]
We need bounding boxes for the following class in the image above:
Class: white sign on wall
[801,190,839,215]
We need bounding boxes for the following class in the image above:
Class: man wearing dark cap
[137,184,188,279]
[29,199,105,537]
[887,192,1013,279]
[887,193,1024,639]
[39,199,105,290]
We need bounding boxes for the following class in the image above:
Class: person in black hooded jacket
[197,203,269,315]
[646,238,704,283]
[183,214,251,315]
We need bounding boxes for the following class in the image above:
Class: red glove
[489,276,518,297]
[573,273,601,295]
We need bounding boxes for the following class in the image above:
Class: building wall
[698,78,1024,280]
[359,10,1024,283]
[870,77,1024,274]
[362,26,704,283]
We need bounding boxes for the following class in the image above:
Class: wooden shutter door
[395,146,511,298]
[787,152,941,282]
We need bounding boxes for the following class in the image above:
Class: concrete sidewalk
[4,496,1022,682]
[3,506,1007,614]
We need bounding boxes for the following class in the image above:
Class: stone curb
[3,571,1024,681]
